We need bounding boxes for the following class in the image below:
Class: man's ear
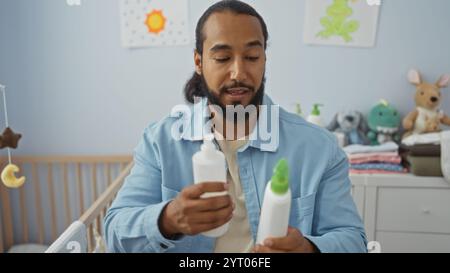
[194,50,202,75]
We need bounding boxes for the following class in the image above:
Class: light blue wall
[1,0,450,155]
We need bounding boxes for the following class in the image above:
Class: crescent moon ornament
[0,84,26,188]
[1,164,26,188]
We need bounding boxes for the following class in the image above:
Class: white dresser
[350,174,450,253]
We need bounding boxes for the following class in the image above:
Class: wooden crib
[0,155,133,253]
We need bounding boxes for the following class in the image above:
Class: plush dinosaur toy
[367,100,401,145]
[402,69,450,138]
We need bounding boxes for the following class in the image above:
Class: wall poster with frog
[303,0,381,48]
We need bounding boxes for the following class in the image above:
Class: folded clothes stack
[343,142,407,174]
[401,133,442,177]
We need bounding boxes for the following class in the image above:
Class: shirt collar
[180,94,279,152]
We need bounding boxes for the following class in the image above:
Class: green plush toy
[367,100,401,145]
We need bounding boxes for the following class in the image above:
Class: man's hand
[253,227,318,253]
[159,182,234,238]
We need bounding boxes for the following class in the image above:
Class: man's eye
[246,56,259,62]
[214,57,230,63]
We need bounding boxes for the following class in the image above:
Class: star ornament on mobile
[0,84,26,189]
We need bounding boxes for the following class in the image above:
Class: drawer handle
[421,208,431,214]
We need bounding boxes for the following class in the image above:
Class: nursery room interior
[1,0,450,254]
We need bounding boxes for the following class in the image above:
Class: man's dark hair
[183,0,269,103]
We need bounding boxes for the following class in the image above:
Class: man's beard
[198,74,266,113]
[197,74,265,138]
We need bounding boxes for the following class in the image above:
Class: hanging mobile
[0,84,25,188]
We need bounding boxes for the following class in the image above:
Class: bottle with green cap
[307,103,324,127]
[256,159,291,245]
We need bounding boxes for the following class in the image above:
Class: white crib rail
[79,161,133,252]
[0,155,132,253]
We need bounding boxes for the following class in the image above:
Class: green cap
[271,159,289,194]
[311,104,324,116]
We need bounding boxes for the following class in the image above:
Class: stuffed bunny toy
[402,69,450,138]
[327,110,370,146]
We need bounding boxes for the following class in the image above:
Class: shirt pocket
[289,192,316,235]
[161,185,181,201]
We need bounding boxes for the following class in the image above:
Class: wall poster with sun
[303,0,381,47]
[119,0,190,48]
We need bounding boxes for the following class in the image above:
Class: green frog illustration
[317,0,360,42]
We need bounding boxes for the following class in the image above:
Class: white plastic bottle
[192,134,230,237]
[256,159,291,245]
[307,104,324,127]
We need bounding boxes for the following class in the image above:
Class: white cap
[201,134,216,152]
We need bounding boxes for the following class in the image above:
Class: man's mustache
[219,81,255,93]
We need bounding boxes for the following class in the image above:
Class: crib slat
[47,163,57,241]
[62,163,71,227]
[0,172,6,253]
[18,163,28,243]
[80,163,133,226]
[0,206,4,253]
[77,163,84,216]
[32,163,45,244]
[91,163,98,204]
[88,224,94,253]
[95,213,101,237]
[0,179,14,250]
[106,163,112,186]
[99,209,105,230]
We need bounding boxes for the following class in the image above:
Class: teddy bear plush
[402,69,450,138]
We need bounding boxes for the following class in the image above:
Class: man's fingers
[188,213,233,234]
[263,227,303,251]
[180,194,233,214]
[253,244,284,253]
[183,182,228,199]
[187,205,233,224]
[196,195,234,212]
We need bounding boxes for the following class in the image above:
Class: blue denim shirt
[104,95,367,253]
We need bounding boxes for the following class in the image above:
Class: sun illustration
[145,9,166,34]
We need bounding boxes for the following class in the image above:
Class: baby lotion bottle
[307,104,324,127]
[256,159,291,245]
[192,134,230,237]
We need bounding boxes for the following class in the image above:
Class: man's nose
[230,59,247,82]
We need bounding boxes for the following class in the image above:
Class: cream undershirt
[213,136,254,253]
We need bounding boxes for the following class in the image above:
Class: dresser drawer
[376,231,450,253]
[376,187,450,233]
